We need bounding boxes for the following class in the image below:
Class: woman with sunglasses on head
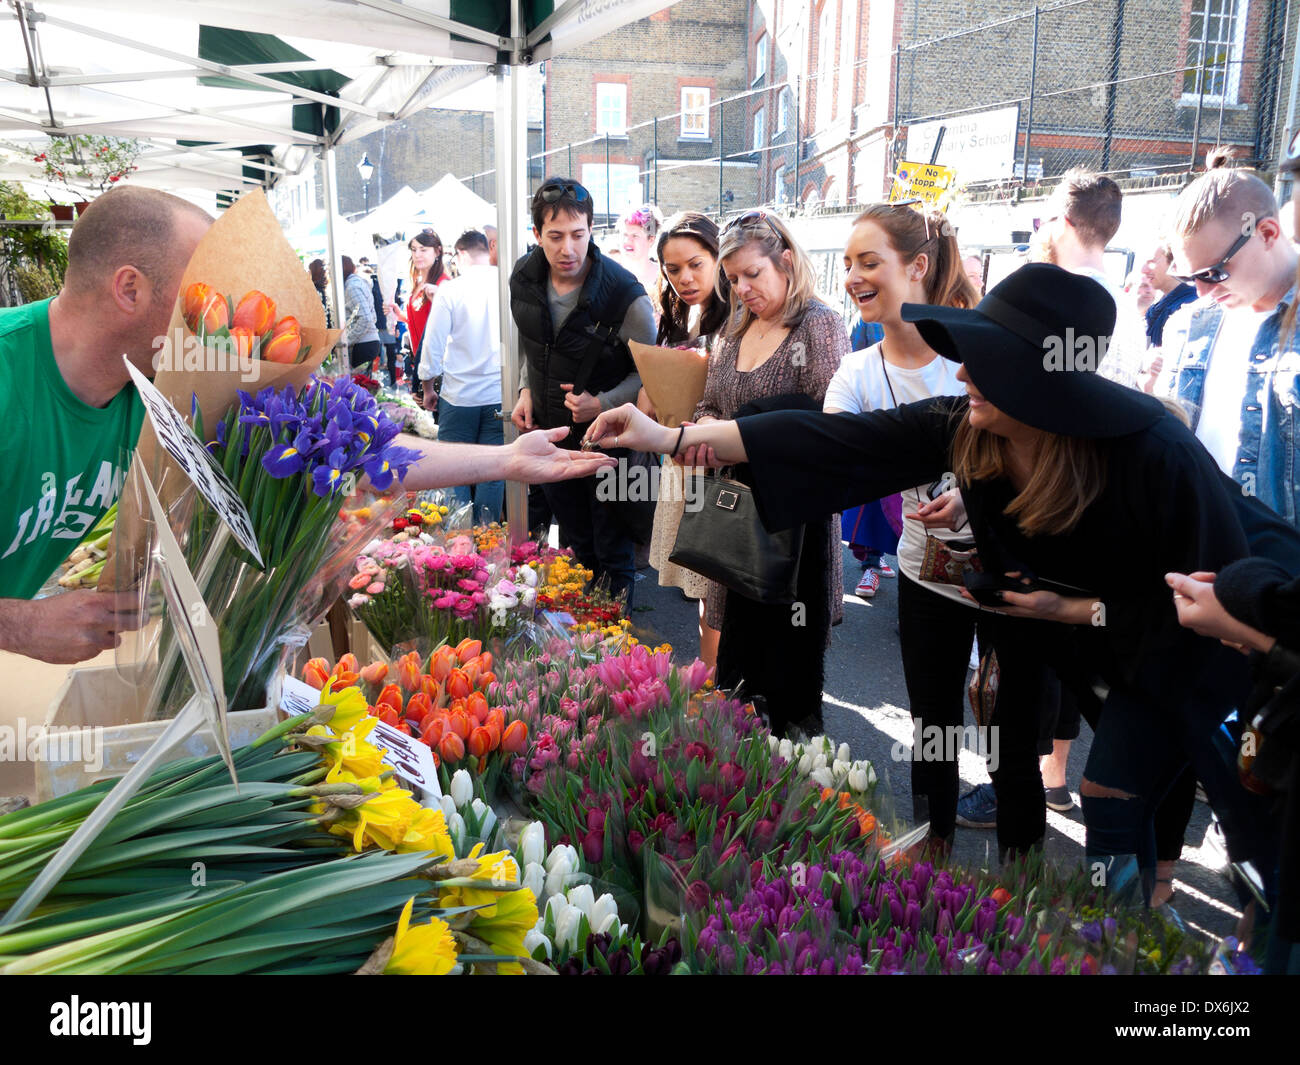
[685,209,847,735]
[824,203,981,852]
[385,228,448,399]
[639,212,732,667]
[586,263,1300,909]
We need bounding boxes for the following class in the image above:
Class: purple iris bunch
[218,377,421,499]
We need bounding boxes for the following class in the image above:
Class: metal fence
[456,0,1294,228]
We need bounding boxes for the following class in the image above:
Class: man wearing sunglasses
[507,177,657,608]
[1159,151,1300,525]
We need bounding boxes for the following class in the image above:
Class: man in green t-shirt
[0,187,212,663]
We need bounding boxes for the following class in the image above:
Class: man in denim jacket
[1160,158,1300,525]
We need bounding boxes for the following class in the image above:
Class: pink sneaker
[855,568,880,599]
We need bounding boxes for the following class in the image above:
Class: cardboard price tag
[125,357,263,567]
[279,675,441,799]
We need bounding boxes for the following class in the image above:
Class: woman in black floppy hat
[585,262,1300,912]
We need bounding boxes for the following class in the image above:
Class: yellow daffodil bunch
[467,886,539,975]
[317,771,458,858]
[435,842,520,917]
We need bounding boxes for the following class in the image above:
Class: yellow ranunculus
[469,887,539,975]
[384,897,459,976]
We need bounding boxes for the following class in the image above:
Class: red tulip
[445,668,471,701]
[375,683,403,714]
[232,290,277,335]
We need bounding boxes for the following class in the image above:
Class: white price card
[125,357,263,566]
[279,675,441,799]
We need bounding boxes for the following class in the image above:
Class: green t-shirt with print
[0,299,144,599]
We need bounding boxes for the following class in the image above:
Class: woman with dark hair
[385,228,447,397]
[586,263,1299,903]
[308,258,332,329]
[342,255,380,371]
[641,211,731,666]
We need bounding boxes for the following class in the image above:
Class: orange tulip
[375,683,403,714]
[183,282,228,334]
[302,657,330,690]
[337,653,359,675]
[466,690,490,725]
[501,719,528,754]
[455,638,482,664]
[462,660,482,689]
[328,671,358,692]
[486,708,505,732]
[468,726,493,759]
[404,692,433,725]
[419,674,442,704]
[447,708,472,741]
[478,671,497,689]
[271,314,300,338]
[225,326,258,362]
[421,715,446,746]
[430,750,441,769]
[445,668,471,701]
[398,651,423,692]
[483,718,502,749]
[232,290,277,335]
[431,646,457,683]
[261,326,301,365]
[477,651,494,673]
[359,661,389,685]
[438,731,465,764]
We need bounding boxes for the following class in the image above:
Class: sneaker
[876,559,897,578]
[855,568,880,599]
[955,782,997,828]
[1044,784,1075,812]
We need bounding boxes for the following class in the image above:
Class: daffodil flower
[384,897,459,976]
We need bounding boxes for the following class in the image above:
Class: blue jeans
[435,399,504,522]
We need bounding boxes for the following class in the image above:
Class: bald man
[0,187,212,663]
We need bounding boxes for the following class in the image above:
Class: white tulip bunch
[768,733,877,794]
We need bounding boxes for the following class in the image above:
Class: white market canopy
[0,0,678,200]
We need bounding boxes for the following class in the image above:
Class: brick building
[542,0,756,225]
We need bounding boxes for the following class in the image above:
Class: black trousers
[349,339,381,371]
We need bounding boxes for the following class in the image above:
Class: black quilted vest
[509,243,645,448]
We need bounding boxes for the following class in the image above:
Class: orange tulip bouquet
[112,192,424,720]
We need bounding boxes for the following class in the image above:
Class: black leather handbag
[669,470,804,603]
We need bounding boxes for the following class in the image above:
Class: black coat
[509,243,644,448]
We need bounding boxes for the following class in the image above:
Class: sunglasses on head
[724,209,785,245]
[537,181,591,205]
[1171,228,1253,285]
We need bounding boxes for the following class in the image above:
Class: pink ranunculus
[434,594,456,609]
[366,582,385,595]
[348,572,371,590]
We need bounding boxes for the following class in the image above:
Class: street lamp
[357,153,375,214]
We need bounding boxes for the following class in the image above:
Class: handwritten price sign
[125,358,262,566]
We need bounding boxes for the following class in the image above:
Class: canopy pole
[320,144,345,350]
[497,0,530,545]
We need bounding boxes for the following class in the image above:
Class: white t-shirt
[1071,267,1146,390]
[824,343,972,603]
[1196,307,1272,475]
[418,263,502,407]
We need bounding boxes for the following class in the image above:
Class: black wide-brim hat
[900,263,1165,438]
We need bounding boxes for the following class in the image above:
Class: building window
[580,162,641,219]
[1181,0,1249,105]
[777,86,793,134]
[753,108,766,153]
[680,86,710,139]
[774,164,788,204]
[753,33,769,85]
[595,82,627,136]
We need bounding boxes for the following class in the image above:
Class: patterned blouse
[695,299,849,633]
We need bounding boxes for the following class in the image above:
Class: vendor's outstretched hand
[584,403,672,454]
[509,427,616,483]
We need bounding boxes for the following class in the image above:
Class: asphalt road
[628,545,1246,948]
